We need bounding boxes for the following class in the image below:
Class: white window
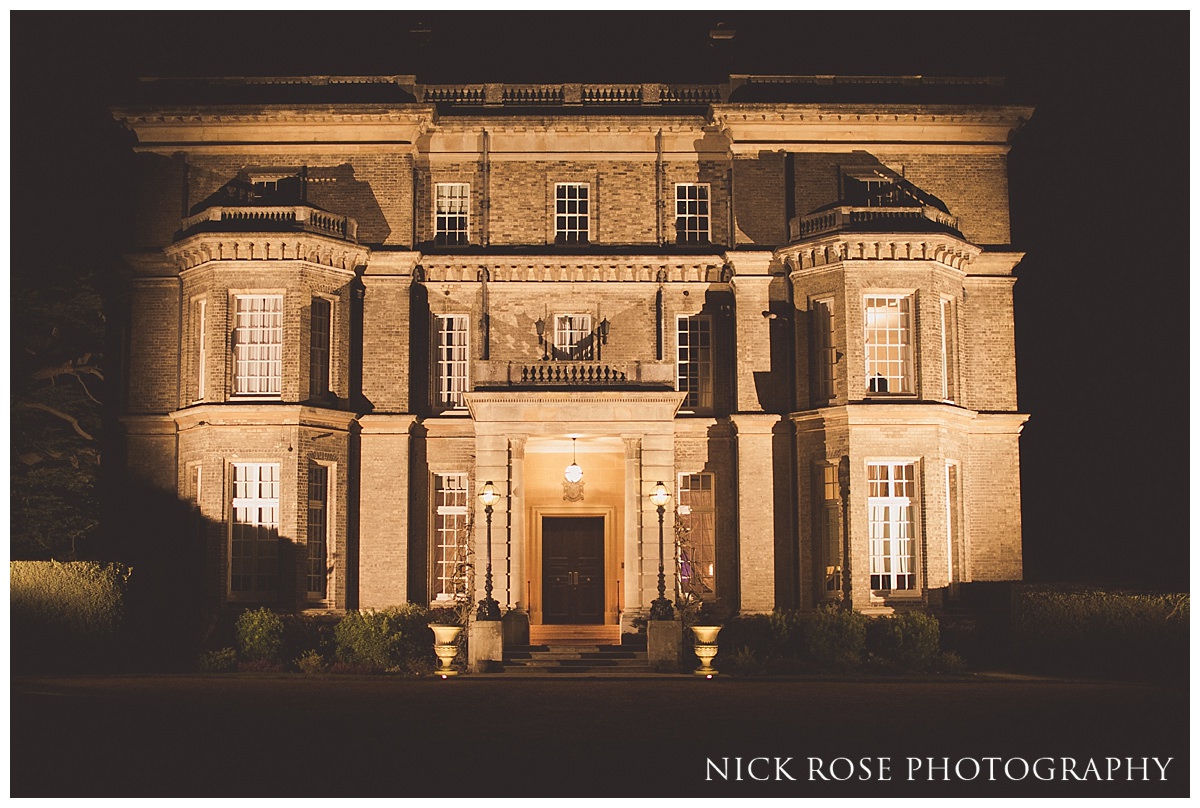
[435,314,469,409]
[433,474,469,602]
[817,464,841,595]
[864,295,912,395]
[233,294,283,397]
[868,462,917,593]
[678,472,716,600]
[812,298,836,402]
[230,462,280,596]
[553,313,593,360]
[307,463,330,599]
[677,316,712,410]
[435,183,470,246]
[674,183,710,244]
[940,296,957,402]
[555,183,589,243]
[195,298,207,401]
[310,297,332,399]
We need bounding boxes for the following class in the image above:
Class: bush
[11,561,132,672]
[803,605,867,671]
[295,649,328,674]
[334,606,434,674]
[197,647,237,673]
[235,607,285,663]
[867,611,941,672]
[1013,586,1188,682]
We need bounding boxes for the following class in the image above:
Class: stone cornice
[712,104,1033,153]
[968,251,1025,277]
[780,232,980,274]
[790,403,1027,432]
[418,255,729,284]
[166,232,369,273]
[170,404,358,431]
[113,106,436,152]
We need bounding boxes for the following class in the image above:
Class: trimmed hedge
[1012,586,1188,682]
[11,560,132,672]
[333,605,436,674]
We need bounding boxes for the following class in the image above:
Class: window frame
[676,315,713,412]
[434,182,470,246]
[940,295,958,403]
[306,461,333,601]
[866,460,920,596]
[863,293,914,396]
[674,182,711,244]
[229,461,281,599]
[431,473,470,604]
[434,314,470,410]
[553,313,594,360]
[815,463,842,597]
[677,471,717,601]
[812,297,837,403]
[232,293,284,399]
[194,296,207,402]
[554,182,590,244]
[309,296,334,399]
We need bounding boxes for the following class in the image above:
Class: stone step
[502,643,650,675]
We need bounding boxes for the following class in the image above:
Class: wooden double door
[541,516,605,624]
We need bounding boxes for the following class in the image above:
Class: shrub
[197,647,237,673]
[721,645,768,676]
[803,605,867,671]
[334,606,434,673]
[295,649,328,674]
[11,561,132,672]
[235,607,285,663]
[1012,586,1188,682]
[867,611,941,672]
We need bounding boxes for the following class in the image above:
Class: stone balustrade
[418,82,724,107]
[473,360,675,389]
[790,205,959,242]
[179,205,358,242]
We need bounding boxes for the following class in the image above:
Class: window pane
[864,295,911,394]
[433,474,469,602]
[234,295,283,397]
[867,463,917,593]
[436,315,469,408]
[674,183,710,244]
[677,316,713,410]
[307,464,329,597]
[231,463,280,595]
[555,183,589,243]
[678,472,716,600]
[435,183,469,246]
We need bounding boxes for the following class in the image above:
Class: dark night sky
[11,11,1190,590]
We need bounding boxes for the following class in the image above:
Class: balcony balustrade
[179,205,358,243]
[790,205,959,242]
[473,360,675,389]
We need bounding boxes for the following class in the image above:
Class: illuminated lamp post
[648,481,674,620]
[477,481,502,620]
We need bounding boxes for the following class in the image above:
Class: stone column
[504,436,530,647]
[731,413,781,613]
[358,414,416,607]
[621,436,642,633]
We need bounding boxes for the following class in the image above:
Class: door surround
[528,505,618,626]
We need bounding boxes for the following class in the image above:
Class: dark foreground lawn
[11,673,1188,798]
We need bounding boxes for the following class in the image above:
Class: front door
[542,516,605,624]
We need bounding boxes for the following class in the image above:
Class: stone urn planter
[690,625,722,677]
[429,624,463,677]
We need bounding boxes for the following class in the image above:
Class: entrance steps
[503,643,651,675]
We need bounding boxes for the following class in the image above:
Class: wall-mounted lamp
[597,317,610,345]
[534,316,548,360]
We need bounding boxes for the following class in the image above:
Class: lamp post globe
[648,481,674,620]
[477,481,502,620]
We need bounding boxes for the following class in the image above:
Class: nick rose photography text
[705,756,1174,783]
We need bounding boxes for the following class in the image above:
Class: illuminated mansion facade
[114,75,1031,628]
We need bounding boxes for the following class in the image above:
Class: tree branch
[19,403,95,441]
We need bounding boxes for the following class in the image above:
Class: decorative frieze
[166,232,369,273]
[781,232,980,273]
[419,256,728,284]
